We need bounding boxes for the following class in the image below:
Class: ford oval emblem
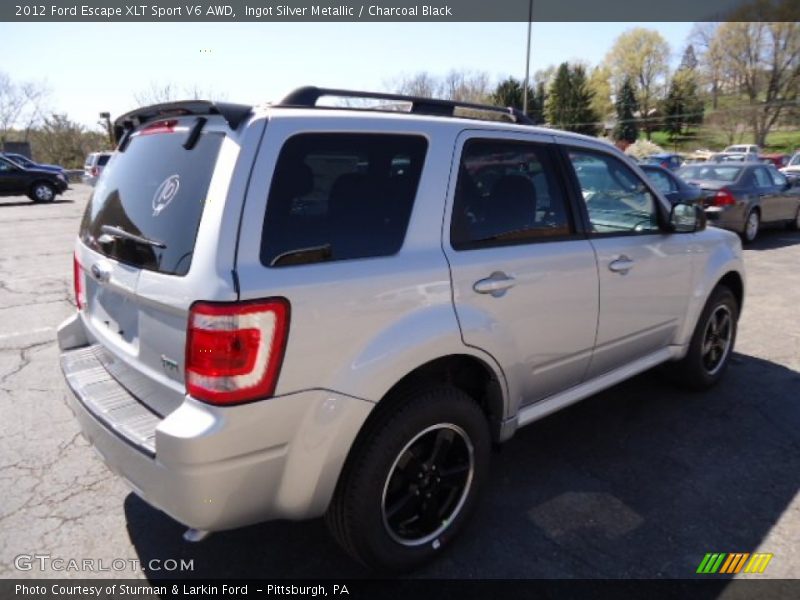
[152,174,180,216]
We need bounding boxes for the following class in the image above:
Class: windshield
[790,154,800,167]
[79,129,223,276]
[678,165,743,183]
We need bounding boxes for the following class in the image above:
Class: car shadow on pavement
[0,199,74,208]
[744,228,800,251]
[127,351,799,580]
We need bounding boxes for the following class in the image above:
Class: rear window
[97,155,111,166]
[678,165,742,183]
[79,129,223,276]
[260,133,427,267]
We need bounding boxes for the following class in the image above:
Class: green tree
[491,76,545,124]
[588,65,613,121]
[613,77,639,143]
[662,67,705,140]
[546,63,598,136]
[605,28,670,139]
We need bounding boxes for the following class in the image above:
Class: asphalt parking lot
[0,184,798,580]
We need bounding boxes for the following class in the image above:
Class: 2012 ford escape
[58,87,745,571]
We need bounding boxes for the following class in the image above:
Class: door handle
[473,272,516,297]
[608,256,634,275]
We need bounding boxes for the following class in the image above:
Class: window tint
[0,159,15,172]
[645,168,676,194]
[79,130,223,276]
[450,139,570,250]
[261,133,427,267]
[753,167,773,188]
[97,155,111,166]
[569,150,660,234]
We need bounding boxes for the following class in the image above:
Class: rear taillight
[186,299,290,405]
[90,167,99,177]
[713,188,736,206]
[73,254,85,310]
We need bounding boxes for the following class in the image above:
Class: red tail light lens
[73,254,85,310]
[90,167,99,177]
[713,188,736,206]
[186,299,290,405]
[140,119,178,136]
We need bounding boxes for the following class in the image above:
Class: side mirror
[670,202,703,233]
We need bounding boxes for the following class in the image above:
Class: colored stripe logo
[696,552,773,574]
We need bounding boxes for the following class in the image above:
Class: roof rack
[276,86,534,125]
[113,100,253,143]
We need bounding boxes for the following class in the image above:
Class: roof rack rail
[112,100,252,143]
[276,86,533,125]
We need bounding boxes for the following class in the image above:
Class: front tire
[326,385,490,572]
[666,285,739,390]
[29,182,56,203]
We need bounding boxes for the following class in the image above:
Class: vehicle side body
[0,155,68,200]
[678,161,800,241]
[58,100,746,555]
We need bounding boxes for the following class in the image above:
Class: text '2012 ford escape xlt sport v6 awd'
[58,87,745,571]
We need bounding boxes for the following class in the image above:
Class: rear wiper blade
[99,225,166,249]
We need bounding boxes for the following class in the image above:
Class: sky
[2,22,695,128]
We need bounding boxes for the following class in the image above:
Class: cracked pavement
[0,185,797,580]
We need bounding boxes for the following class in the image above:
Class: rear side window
[79,129,224,276]
[261,133,427,267]
[450,139,571,250]
[97,155,111,166]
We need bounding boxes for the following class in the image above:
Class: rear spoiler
[112,100,253,144]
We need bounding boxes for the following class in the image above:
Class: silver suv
[58,87,745,571]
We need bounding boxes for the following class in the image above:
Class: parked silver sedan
[678,162,800,243]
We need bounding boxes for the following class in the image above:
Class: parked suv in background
[58,88,745,571]
[82,151,112,186]
[0,155,68,202]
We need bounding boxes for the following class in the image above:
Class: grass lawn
[646,128,800,154]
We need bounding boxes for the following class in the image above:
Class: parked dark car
[640,164,702,205]
[1,152,67,176]
[643,153,683,171]
[0,155,68,202]
[677,162,800,243]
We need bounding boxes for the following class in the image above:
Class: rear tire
[29,182,56,203]
[664,285,738,391]
[787,207,800,231]
[741,209,759,244]
[326,385,490,572]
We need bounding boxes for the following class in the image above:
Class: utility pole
[522,0,533,114]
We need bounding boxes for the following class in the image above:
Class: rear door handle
[473,272,516,297]
[609,256,634,275]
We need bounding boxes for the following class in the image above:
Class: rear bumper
[58,316,374,531]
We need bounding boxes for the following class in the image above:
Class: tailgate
[76,118,230,417]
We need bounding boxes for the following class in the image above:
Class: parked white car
[81,151,112,186]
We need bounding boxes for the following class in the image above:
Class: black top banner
[4,0,800,22]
